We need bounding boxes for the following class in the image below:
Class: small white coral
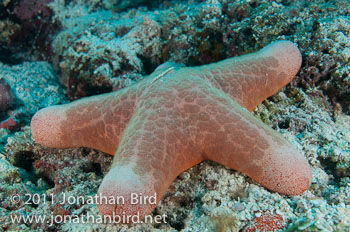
[0,157,14,173]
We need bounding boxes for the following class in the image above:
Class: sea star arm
[97,86,203,217]
[195,40,302,111]
[194,87,312,195]
[31,85,140,155]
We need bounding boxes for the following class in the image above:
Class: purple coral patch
[0,79,16,113]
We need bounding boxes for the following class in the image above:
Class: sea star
[31,40,312,220]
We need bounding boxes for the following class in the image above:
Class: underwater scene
[1,0,350,231]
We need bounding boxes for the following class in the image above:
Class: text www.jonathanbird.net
[10,211,167,225]
[9,192,168,225]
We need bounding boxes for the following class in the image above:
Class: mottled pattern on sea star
[31,41,312,219]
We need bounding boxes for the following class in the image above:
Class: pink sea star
[31,41,312,220]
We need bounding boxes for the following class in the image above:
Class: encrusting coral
[0,78,17,130]
[31,40,311,221]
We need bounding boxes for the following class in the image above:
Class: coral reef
[0,61,67,115]
[0,61,67,132]
[51,10,162,99]
[1,0,350,231]
[14,0,53,21]
[47,0,350,114]
[0,0,59,63]
[1,127,111,231]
